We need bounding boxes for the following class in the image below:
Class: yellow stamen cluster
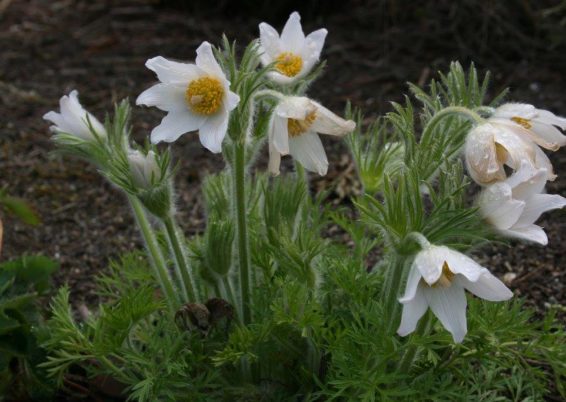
[511,116,532,130]
[275,52,303,77]
[185,76,224,115]
[431,261,455,288]
[288,110,317,137]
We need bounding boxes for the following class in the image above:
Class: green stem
[128,196,178,310]
[398,312,433,373]
[163,215,197,303]
[382,254,408,335]
[233,141,252,324]
[421,106,484,148]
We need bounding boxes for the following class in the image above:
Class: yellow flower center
[275,52,303,77]
[185,76,224,115]
[288,110,317,137]
[511,116,532,130]
[431,261,455,288]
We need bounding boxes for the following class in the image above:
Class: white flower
[136,42,240,153]
[478,162,566,245]
[268,96,356,176]
[43,90,106,141]
[464,104,566,185]
[398,245,513,343]
[258,11,327,84]
[128,150,161,189]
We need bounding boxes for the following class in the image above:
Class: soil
[1,0,565,321]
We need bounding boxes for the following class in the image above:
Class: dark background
[1,0,565,315]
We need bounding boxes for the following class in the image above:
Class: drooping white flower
[136,42,240,153]
[268,96,356,176]
[127,150,161,189]
[478,161,566,245]
[464,104,566,185]
[43,90,106,141]
[258,11,327,84]
[398,245,512,343]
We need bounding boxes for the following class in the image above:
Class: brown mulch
[1,0,565,321]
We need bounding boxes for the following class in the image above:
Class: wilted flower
[127,150,161,189]
[136,42,240,153]
[268,96,356,176]
[43,90,106,140]
[478,162,566,245]
[258,11,327,84]
[398,245,512,343]
[464,104,566,185]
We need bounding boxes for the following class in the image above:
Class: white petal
[507,162,547,201]
[515,193,566,227]
[493,103,537,120]
[478,183,525,230]
[501,225,548,245]
[464,124,505,185]
[136,83,187,112]
[399,264,423,303]
[270,115,289,155]
[536,108,566,130]
[258,22,281,60]
[310,101,356,136]
[413,246,447,285]
[529,120,566,151]
[195,41,224,78]
[491,121,536,170]
[150,111,205,144]
[280,11,305,51]
[397,286,428,337]
[456,273,513,302]
[288,132,328,175]
[225,91,240,111]
[276,97,312,120]
[444,250,490,283]
[265,71,297,85]
[268,141,282,176]
[301,28,328,72]
[533,145,556,181]
[424,285,468,343]
[198,109,229,153]
[146,56,201,84]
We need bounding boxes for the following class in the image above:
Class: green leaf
[0,195,40,225]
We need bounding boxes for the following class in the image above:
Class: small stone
[503,272,517,284]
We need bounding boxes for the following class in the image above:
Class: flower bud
[128,150,161,190]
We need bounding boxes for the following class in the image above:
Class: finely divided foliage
[36,11,566,401]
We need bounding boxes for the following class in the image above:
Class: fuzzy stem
[398,312,433,373]
[128,196,178,310]
[382,254,408,334]
[233,141,252,324]
[163,215,197,303]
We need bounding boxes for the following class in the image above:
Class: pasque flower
[398,245,512,343]
[136,42,240,153]
[268,96,356,176]
[43,90,106,140]
[127,150,161,190]
[258,11,327,84]
[478,162,566,245]
[465,103,566,185]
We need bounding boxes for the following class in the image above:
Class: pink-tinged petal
[424,284,468,343]
[536,108,566,130]
[399,264,423,303]
[145,56,201,84]
[398,286,428,337]
[258,22,282,60]
[310,101,356,136]
[195,41,224,78]
[280,11,305,51]
[270,115,289,155]
[268,141,282,176]
[515,193,566,227]
[150,111,205,144]
[198,108,229,153]
[456,273,513,302]
[501,225,548,245]
[289,132,328,175]
[136,83,187,112]
[478,183,525,230]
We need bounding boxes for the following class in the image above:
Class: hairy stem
[233,141,252,324]
[163,215,197,303]
[398,312,433,373]
[128,196,178,310]
[382,254,408,335]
